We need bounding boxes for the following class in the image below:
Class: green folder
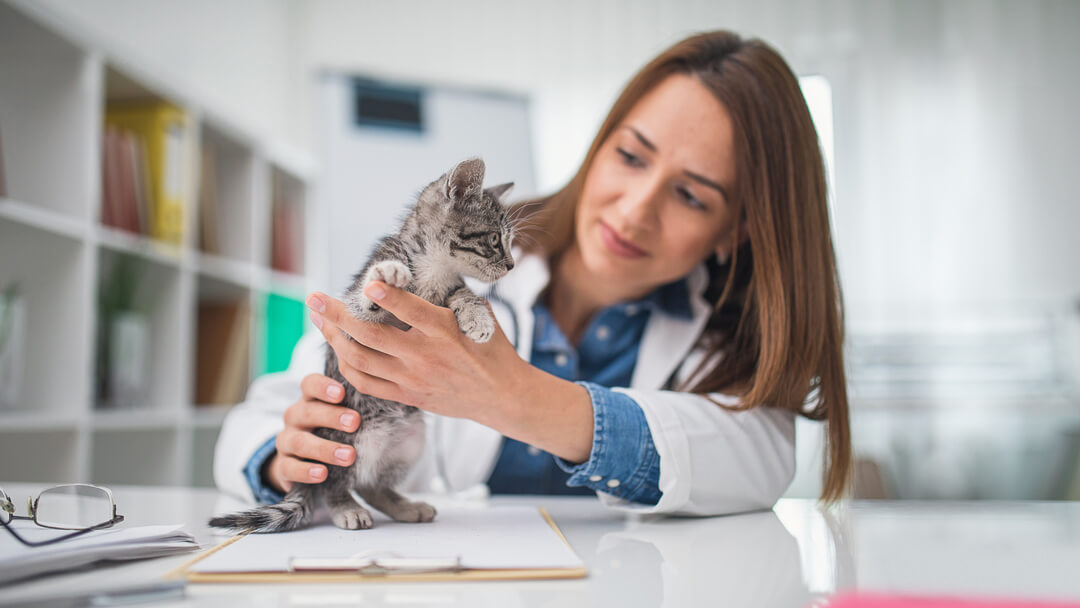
[262,292,305,375]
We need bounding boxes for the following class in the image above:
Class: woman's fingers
[283,394,360,433]
[306,293,408,356]
[271,453,328,490]
[300,373,345,404]
[362,282,457,337]
[276,426,356,469]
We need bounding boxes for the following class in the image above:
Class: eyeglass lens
[34,484,113,530]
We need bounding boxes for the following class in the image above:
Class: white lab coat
[213,253,796,516]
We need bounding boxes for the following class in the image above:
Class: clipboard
[168,505,587,583]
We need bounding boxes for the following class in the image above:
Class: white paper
[0,521,200,584]
[192,505,583,573]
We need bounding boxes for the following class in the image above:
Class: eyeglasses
[0,483,125,547]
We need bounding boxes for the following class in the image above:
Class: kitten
[209,158,515,533]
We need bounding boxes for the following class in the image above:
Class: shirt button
[595,325,611,340]
[527,446,541,457]
[589,475,603,482]
[554,353,569,367]
[606,479,621,488]
[624,305,639,316]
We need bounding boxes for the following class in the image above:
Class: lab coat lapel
[631,263,712,390]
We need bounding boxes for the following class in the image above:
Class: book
[101,128,146,235]
[105,102,192,245]
[195,299,252,406]
[198,140,221,255]
[270,172,304,274]
[0,521,198,585]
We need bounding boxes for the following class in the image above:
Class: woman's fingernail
[309,466,325,480]
[306,293,326,313]
[339,413,356,429]
[309,311,323,329]
[327,384,344,399]
[366,284,386,301]
[335,448,352,463]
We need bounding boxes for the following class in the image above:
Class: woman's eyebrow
[685,171,729,199]
[623,125,729,199]
[624,126,657,152]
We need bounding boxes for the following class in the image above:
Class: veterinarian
[214,30,851,515]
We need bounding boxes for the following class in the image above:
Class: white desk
[2,482,1079,606]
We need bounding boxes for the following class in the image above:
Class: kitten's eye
[489,233,500,247]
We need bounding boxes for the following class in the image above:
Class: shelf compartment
[195,251,254,290]
[94,248,184,412]
[90,428,182,486]
[190,425,222,487]
[198,124,256,263]
[96,222,184,267]
[0,219,90,417]
[193,278,252,408]
[0,1,98,220]
[0,197,87,241]
[0,428,82,483]
[267,166,307,275]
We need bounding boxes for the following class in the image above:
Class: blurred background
[0,0,1077,501]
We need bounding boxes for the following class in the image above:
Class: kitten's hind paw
[367,260,412,289]
[387,500,436,523]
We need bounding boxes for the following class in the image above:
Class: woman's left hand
[304,283,528,427]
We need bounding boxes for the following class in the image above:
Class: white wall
[35,0,305,147]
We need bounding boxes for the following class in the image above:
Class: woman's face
[573,73,739,298]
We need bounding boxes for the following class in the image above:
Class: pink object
[826,592,1080,608]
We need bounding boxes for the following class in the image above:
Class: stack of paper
[0,521,199,584]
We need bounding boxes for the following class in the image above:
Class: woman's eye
[616,148,644,167]
[677,186,706,211]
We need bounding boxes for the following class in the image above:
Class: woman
[213,30,851,515]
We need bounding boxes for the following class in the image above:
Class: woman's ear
[714,222,750,264]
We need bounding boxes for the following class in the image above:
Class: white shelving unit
[0,0,317,487]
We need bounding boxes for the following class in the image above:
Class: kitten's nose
[505,260,514,271]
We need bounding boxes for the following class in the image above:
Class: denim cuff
[244,435,286,504]
[555,382,662,505]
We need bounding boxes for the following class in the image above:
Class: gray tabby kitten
[209,158,515,533]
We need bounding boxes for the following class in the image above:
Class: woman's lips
[599,222,648,259]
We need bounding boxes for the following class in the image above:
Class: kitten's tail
[208,485,316,533]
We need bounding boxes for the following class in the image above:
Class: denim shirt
[244,280,692,506]
[486,280,692,505]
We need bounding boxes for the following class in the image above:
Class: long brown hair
[513,31,851,502]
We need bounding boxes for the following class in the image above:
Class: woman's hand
[304,283,595,463]
[304,283,524,426]
[265,373,360,494]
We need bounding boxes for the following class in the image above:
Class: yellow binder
[105,102,191,245]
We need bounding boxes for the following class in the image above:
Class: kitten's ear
[445,158,486,203]
[485,182,514,202]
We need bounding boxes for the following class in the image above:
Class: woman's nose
[617,174,664,229]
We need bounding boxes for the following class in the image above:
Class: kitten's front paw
[367,260,411,289]
[457,306,495,343]
[331,506,374,530]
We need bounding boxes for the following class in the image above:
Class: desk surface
[1,483,1079,607]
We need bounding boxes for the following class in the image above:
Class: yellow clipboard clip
[288,551,462,576]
